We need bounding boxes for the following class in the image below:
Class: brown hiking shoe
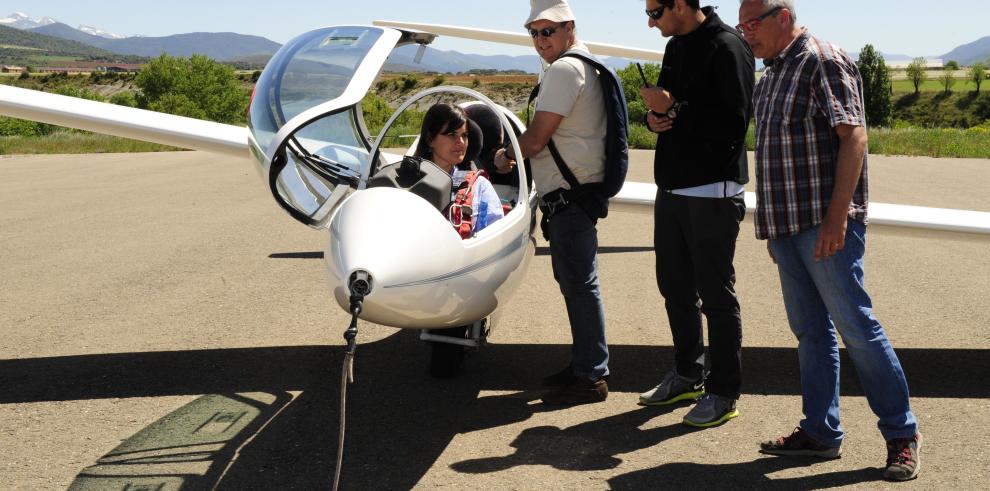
[541,365,577,387]
[541,377,608,406]
[760,427,842,459]
[884,433,922,481]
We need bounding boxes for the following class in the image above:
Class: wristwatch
[665,99,685,119]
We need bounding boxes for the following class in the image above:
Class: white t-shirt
[451,168,504,234]
[531,43,607,195]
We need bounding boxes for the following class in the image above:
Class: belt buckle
[543,192,568,215]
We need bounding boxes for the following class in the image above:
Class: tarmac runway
[1,149,988,489]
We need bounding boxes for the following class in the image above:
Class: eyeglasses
[735,6,782,35]
[528,23,565,38]
[645,4,669,20]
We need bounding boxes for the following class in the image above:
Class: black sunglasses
[645,3,670,20]
[528,22,566,38]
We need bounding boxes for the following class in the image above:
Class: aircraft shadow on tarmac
[2,332,986,489]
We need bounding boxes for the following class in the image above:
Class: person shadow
[450,389,878,489]
[608,457,879,490]
[451,402,701,473]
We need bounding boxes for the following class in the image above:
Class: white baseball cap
[524,0,576,28]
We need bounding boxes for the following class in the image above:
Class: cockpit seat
[464,104,518,188]
[367,156,453,212]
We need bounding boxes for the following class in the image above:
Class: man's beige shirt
[531,41,606,195]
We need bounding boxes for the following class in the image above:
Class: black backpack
[529,51,630,208]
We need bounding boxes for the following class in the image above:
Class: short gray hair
[740,0,797,22]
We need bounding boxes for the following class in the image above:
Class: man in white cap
[495,0,610,406]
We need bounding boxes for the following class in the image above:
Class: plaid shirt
[752,30,869,240]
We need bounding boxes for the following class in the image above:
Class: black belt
[539,188,571,216]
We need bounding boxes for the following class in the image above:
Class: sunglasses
[645,3,670,20]
[735,6,783,34]
[528,23,565,38]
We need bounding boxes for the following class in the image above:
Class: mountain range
[941,36,990,66]
[3,11,989,71]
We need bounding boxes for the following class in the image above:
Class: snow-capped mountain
[1,12,122,39]
[78,24,125,39]
[0,12,58,29]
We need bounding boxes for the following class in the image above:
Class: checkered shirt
[752,31,869,240]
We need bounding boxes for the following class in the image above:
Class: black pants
[654,191,745,400]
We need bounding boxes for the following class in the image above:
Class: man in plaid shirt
[739,0,921,481]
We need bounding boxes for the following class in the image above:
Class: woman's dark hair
[414,103,469,159]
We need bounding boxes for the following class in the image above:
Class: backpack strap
[546,140,582,190]
[449,170,484,239]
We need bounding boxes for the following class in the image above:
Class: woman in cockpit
[414,103,504,236]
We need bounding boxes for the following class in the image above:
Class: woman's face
[429,122,468,171]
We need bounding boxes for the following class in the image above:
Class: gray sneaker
[682,393,739,427]
[638,370,705,406]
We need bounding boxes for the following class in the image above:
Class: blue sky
[2,1,986,59]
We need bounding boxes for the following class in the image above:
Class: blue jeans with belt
[547,204,609,382]
[769,219,918,446]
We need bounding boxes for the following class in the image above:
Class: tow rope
[332,291,364,491]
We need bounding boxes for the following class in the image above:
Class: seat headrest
[464,105,504,166]
[463,118,483,167]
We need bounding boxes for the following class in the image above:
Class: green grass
[892,79,980,92]
[2,123,987,159]
[0,131,182,155]
[631,123,990,159]
[867,126,990,158]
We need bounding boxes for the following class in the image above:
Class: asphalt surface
[1,150,988,490]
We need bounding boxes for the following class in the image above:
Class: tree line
[861,45,987,127]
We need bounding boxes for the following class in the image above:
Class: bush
[400,74,419,92]
[627,100,648,127]
[627,123,656,150]
[360,92,424,141]
[0,117,56,136]
[110,91,138,107]
[135,54,249,124]
[616,62,661,112]
[54,87,106,102]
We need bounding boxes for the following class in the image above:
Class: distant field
[0,44,41,50]
[378,73,538,85]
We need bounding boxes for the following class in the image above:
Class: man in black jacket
[636,0,755,428]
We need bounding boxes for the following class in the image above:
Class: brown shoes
[760,427,842,459]
[541,377,608,406]
[884,433,922,481]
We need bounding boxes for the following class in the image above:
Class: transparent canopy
[247,26,399,227]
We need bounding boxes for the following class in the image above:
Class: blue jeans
[548,205,609,381]
[769,219,917,446]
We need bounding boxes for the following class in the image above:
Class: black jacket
[654,7,755,190]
